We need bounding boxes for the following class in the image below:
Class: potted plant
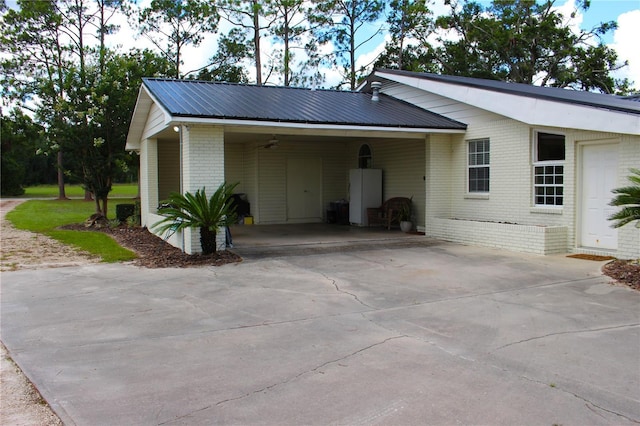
[399,197,413,233]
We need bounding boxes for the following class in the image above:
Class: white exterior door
[581,143,619,250]
[286,158,322,222]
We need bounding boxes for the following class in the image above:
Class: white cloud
[610,10,640,91]
[355,33,390,71]
[553,0,584,29]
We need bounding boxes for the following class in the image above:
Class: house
[125,69,640,259]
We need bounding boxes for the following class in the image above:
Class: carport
[126,78,466,254]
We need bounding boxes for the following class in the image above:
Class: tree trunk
[57,151,68,200]
[102,196,108,219]
[253,2,262,85]
[199,227,217,254]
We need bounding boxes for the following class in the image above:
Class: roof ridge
[142,77,359,95]
[375,69,640,115]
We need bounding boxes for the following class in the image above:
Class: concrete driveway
[1,241,639,425]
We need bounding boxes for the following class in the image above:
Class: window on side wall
[358,144,372,168]
[468,138,490,193]
[533,132,565,207]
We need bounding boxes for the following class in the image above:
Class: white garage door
[581,143,619,250]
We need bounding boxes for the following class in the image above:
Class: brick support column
[181,126,226,254]
[139,138,158,228]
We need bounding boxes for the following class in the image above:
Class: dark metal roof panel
[377,69,640,115]
[142,78,467,130]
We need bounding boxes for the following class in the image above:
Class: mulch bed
[602,260,640,291]
[62,224,242,268]
[567,254,616,261]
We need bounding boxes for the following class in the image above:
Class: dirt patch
[0,343,63,426]
[0,199,100,272]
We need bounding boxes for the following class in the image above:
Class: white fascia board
[125,85,174,151]
[171,116,466,137]
[377,71,640,135]
[141,87,173,138]
[125,85,151,151]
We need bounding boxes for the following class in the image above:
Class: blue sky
[581,0,639,42]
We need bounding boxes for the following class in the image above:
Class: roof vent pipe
[371,81,382,102]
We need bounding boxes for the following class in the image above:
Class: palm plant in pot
[399,197,413,233]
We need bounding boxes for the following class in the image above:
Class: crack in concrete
[514,373,640,424]
[157,336,408,423]
[318,271,375,309]
[210,335,406,409]
[494,323,640,350]
[157,404,213,425]
[362,317,640,424]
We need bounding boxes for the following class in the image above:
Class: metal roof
[376,69,640,115]
[142,78,467,130]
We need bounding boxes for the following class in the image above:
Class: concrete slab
[1,243,639,425]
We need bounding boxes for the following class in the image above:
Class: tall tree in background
[1,0,75,199]
[312,0,384,90]
[137,0,219,78]
[268,0,308,86]
[193,28,250,82]
[0,109,46,196]
[432,0,630,93]
[93,0,128,73]
[218,0,275,85]
[375,0,434,71]
[1,0,175,217]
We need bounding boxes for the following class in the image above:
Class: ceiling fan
[260,136,279,149]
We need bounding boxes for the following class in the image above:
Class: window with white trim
[533,132,565,206]
[468,138,490,193]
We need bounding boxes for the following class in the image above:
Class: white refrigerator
[349,169,382,225]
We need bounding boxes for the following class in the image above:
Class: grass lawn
[6,200,137,263]
[21,183,138,199]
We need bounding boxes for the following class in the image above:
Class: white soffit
[377,71,640,135]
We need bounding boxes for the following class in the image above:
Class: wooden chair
[367,197,411,229]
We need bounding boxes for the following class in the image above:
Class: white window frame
[467,138,490,194]
[532,131,565,208]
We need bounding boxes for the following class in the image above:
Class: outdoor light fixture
[173,125,180,133]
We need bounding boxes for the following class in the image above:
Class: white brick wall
[616,134,640,259]
[430,218,568,254]
[181,125,226,254]
[140,138,158,229]
[424,119,640,258]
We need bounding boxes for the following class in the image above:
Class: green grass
[6,200,137,263]
[21,183,138,199]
